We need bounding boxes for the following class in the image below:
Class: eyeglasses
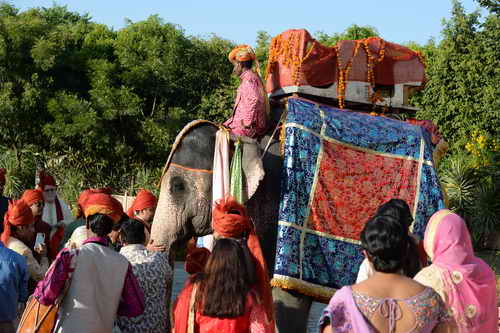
[34,201,44,207]
[44,189,56,193]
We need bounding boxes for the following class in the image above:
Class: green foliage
[475,0,500,14]
[439,151,500,247]
[315,24,379,47]
[0,3,235,194]
[255,30,271,77]
[412,0,500,151]
[0,146,38,198]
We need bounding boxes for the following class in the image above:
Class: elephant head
[150,120,281,262]
[150,123,218,255]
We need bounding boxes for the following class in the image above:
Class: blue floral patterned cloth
[272,98,445,300]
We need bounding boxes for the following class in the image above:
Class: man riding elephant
[224,45,269,139]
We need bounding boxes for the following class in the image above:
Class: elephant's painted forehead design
[169,163,213,174]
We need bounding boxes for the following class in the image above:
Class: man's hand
[147,239,166,252]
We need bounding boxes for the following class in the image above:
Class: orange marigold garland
[335,41,361,109]
[265,32,425,111]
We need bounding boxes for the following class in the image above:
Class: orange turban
[212,197,275,329]
[1,199,34,244]
[21,189,44,206]
[228,45,256,63]
[37,171,57,190]
[77,188,113,216]
[0,168,6,184]
[84,193,123,223]
[127,189,157,218]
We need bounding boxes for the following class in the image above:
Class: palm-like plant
[440,152,481,217]
[440,151,500,248]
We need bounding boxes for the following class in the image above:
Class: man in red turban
[127,189,157,234]
[1,200,49,284]
[223,45,268,138]
[36,171,74,252]
[21,189,56,260]
[0,168,9,234]
[37,171,74,228]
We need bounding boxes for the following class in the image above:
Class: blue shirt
[0,241,28,321]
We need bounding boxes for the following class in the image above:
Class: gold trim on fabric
[299,104,326,280]
[286,122,434,167]
[279,220,362,245]
[271,274,335,303]
[424,209,453,260]
[410,137,426,232]
[187,284,198,333]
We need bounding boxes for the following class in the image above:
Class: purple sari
[319,287,372,333]
[319,286,450,333]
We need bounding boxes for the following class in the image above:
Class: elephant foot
[273,287,313,333]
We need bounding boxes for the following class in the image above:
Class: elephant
[150,118,317,333]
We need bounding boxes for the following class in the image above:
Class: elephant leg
[273,287,313,333]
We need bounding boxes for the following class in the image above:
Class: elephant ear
[233,136,265,203]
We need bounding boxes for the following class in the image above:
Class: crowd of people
[0,170,499,333]
[0,44,498,333]
[0,169,169,333]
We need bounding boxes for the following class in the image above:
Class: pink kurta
[224,70,267,138]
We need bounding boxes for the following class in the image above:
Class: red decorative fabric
[265,29,425,94]
[309,141,418,241]
[212,197,275,331]
[126,189,157,218]
[1,200,34,244]
[407,119,443,145]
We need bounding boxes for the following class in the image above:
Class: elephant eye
[170,176,185,194]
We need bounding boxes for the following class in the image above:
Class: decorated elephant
[150,117,318,332]
[150,98,446,333]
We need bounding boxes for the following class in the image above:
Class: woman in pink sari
[414,210,497,333]
[320,215,453,333]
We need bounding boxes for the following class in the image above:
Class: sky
[13,0,482,46]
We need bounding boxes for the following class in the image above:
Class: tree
[315,24,379,47]
[475,0,500,14]
[0,3,236,192]
[413,0,500,150]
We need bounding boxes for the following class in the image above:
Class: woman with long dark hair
[173,197,273,333]
[173,238,272,333]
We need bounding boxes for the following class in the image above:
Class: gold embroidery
[451,271,464,284]
[465,305,477,318]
